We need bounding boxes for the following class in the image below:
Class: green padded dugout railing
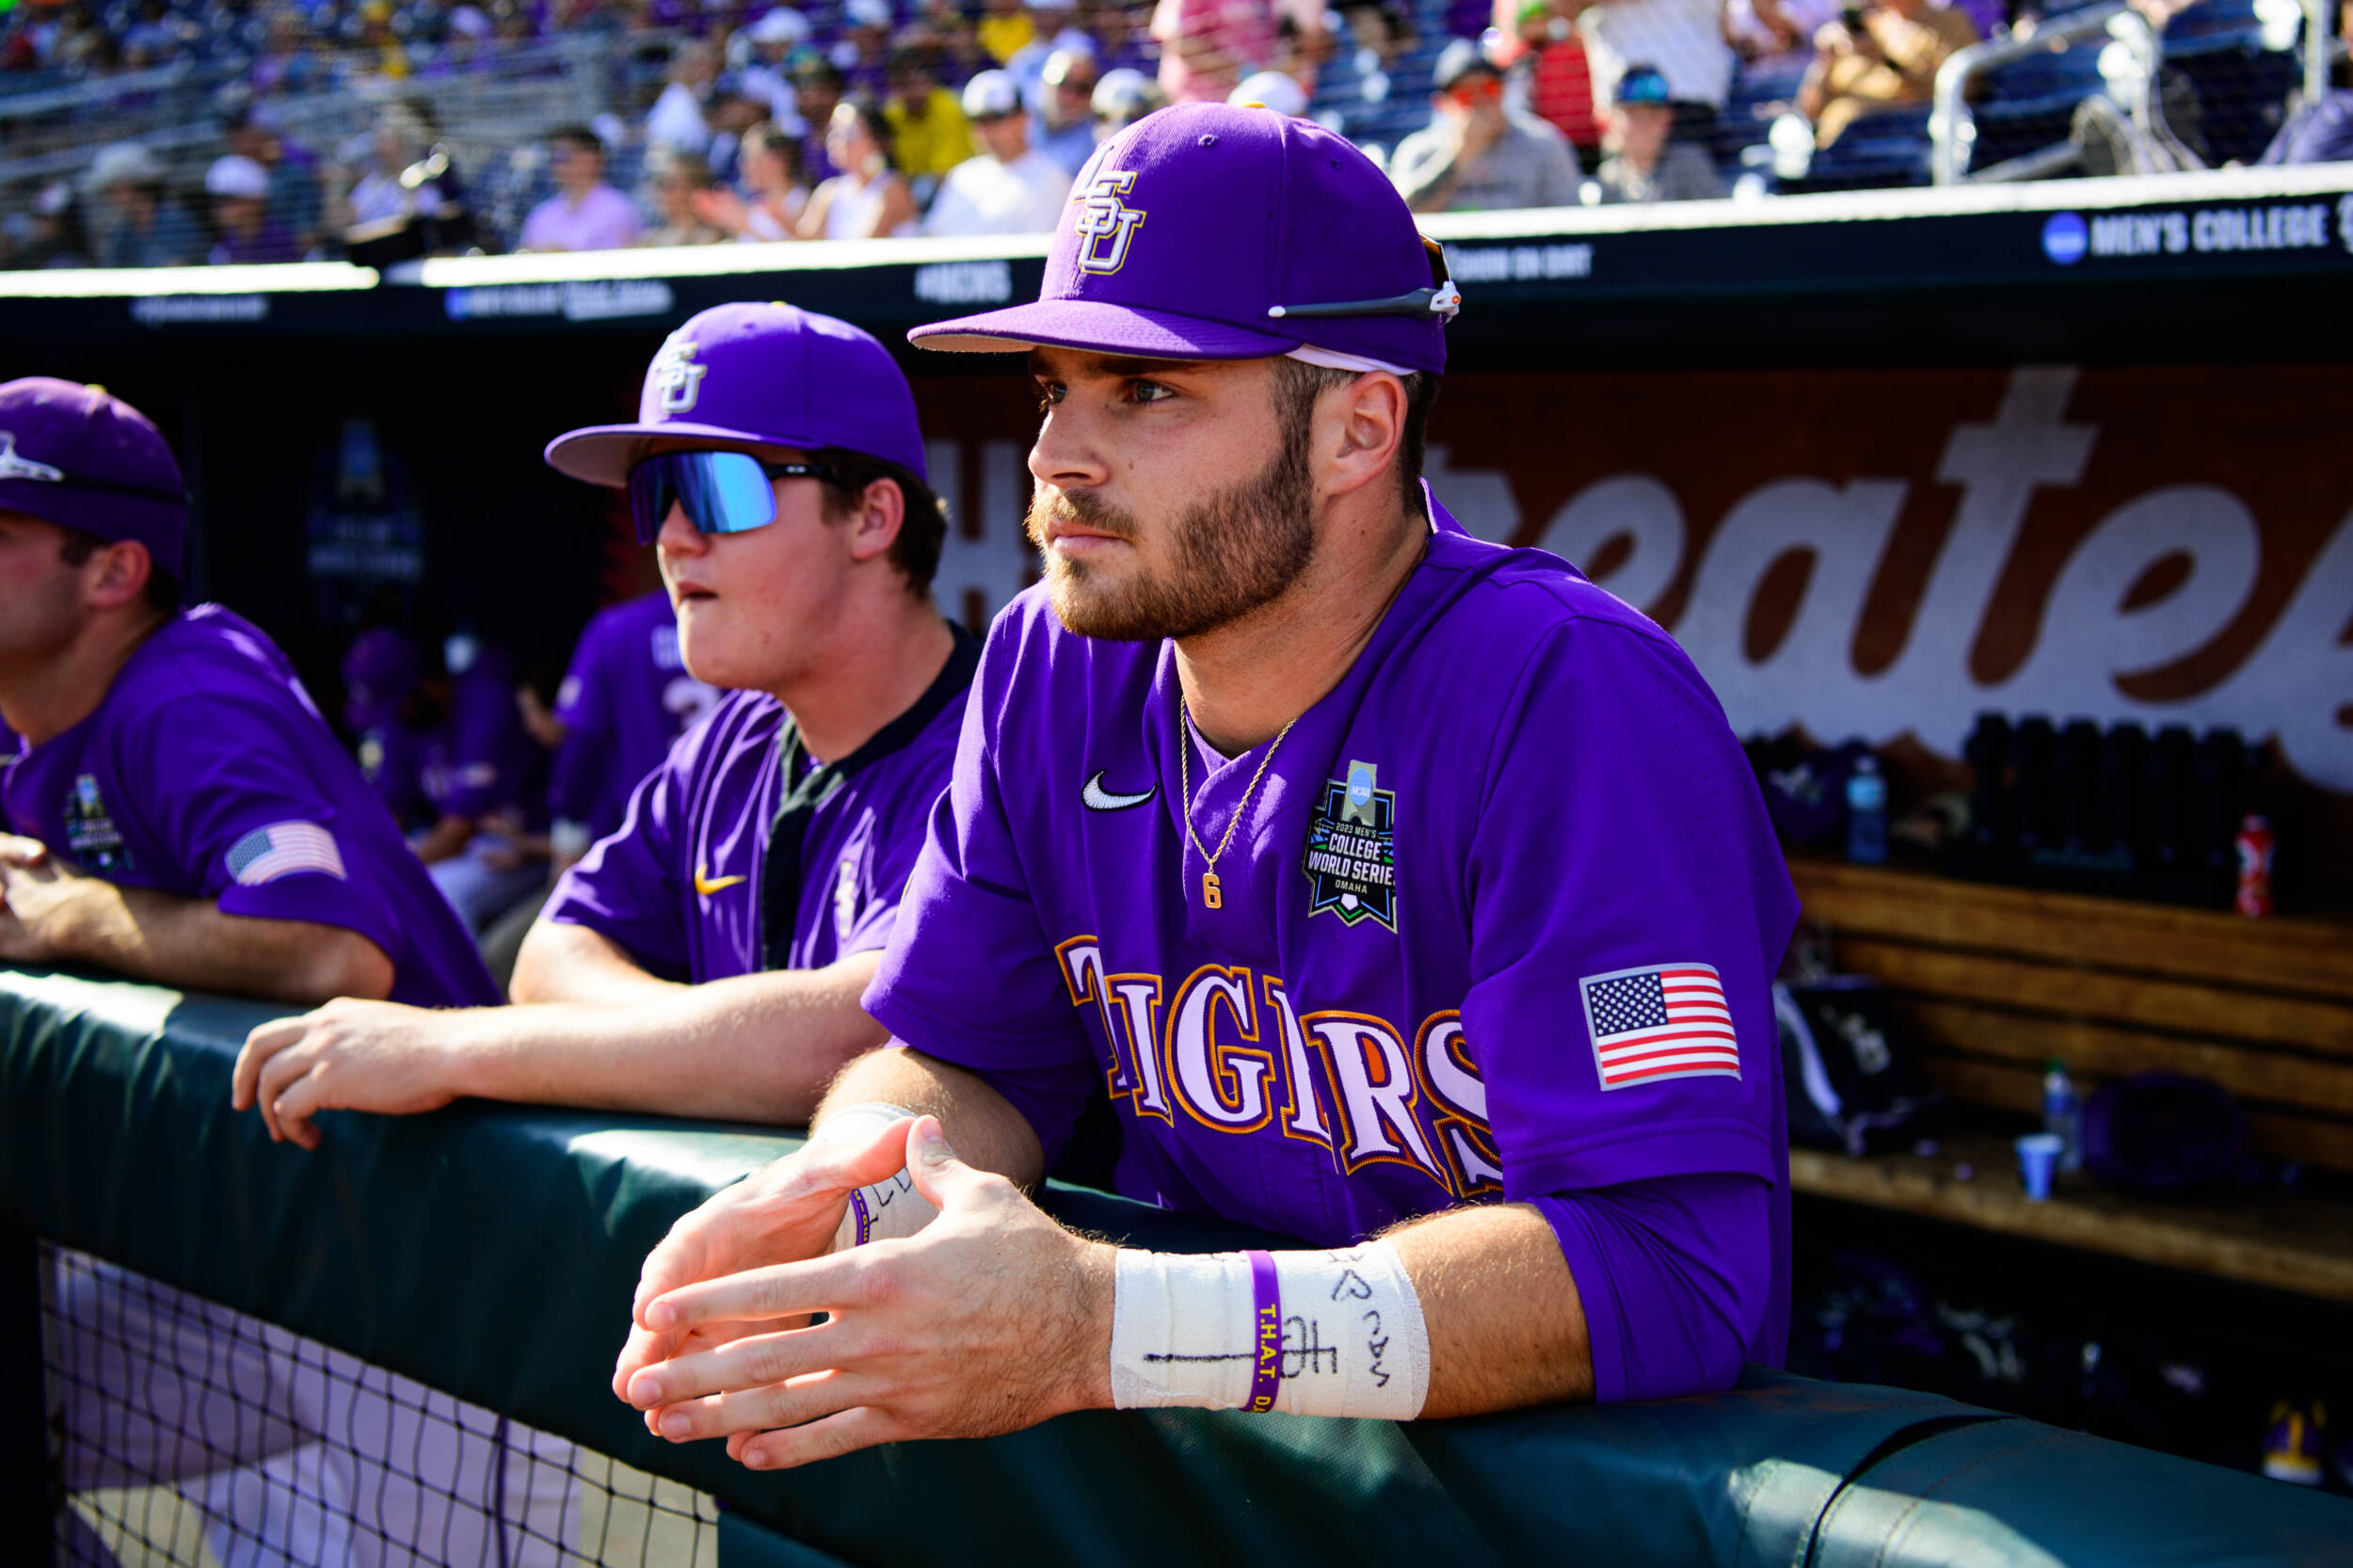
[3,966,2348,1567]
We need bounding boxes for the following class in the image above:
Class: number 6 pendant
[1202,871,1223,909]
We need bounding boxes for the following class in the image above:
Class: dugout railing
[5,965,2351,1568]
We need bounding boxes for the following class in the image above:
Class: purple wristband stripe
[1246,1250,1281,1414]
[848,1186,875,1247]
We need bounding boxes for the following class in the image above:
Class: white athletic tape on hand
[807,1103,939,1252]
[550,820,593,858]
[1109,1239,1430,1419]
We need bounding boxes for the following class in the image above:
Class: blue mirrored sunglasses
[626,450,834,546]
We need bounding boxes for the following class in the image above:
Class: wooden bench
[1786,860,2353,1170]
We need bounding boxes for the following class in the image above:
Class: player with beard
[610,104,1798,1465]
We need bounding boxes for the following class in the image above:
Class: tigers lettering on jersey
[1054,936,1502,1200]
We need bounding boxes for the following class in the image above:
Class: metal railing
[1930,3,2152,184]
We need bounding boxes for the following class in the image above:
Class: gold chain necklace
[1178,700,1296,910]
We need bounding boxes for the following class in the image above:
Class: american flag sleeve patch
[1578,963,1741,1089]
[225,822,347,887]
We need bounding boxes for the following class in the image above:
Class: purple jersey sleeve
[547,615,616,828]
[1534,1173,1771,1403]
[115,694,411,964]
[541,760,692,981]
[1465,615,1795,1200]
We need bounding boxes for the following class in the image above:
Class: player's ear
[83,538,153,612]
[1322,371,1408,504]
[842,475,906,567]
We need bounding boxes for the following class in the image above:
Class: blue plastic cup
[2015,1133,2063,1202]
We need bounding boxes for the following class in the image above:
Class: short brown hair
[811,447,948,594]
[1268,358,1441,519]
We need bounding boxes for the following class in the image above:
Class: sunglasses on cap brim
[1265,235,1462,324]
[626,450,834,546]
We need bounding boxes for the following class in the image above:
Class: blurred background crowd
[0,0,2344,267]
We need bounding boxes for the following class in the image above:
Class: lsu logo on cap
[1073,170,1146,276]
[648,334,708,416]
[0,432,64,485]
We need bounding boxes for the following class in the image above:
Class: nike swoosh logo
[1081,771,1157,811]
[694,869,749,896]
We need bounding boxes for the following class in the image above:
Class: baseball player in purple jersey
[545,588,720,865]
[613,104,1798,1464]
[0,377,495,1010]
[232,303,974,1144]
[0,378,566,1567]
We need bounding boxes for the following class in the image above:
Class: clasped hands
[613,1115,1116,1470]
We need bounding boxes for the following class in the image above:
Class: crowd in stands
[0,0,2344,266]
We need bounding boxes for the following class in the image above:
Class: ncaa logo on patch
[1073,170,1147,275]
[647,333,708,415]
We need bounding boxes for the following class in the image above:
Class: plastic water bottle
[2042,1062,2083,1176]
[1846,756,1888,865]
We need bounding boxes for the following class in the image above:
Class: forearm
[510,919,685,1004]
[815,1045,1047,1189]
[1385,1201,1592,1416]
[44,885,392,1004]
[451,956,888,1123]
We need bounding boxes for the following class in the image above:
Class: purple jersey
[543,627,976,984]
[549,591,719,842]
[865,503,1800,1368]
[0,608,499,1008]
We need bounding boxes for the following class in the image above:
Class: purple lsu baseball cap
[0,377,188,578]
[543,301,927,487]
[909,103,1454,375]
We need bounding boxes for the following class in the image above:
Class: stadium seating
[2160,0,2305,164]
[1966,37,2115,169]
[1785,102,1937,191]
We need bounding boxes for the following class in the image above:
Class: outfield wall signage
[910,364,2349,808]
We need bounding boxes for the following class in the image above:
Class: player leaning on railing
[232,303,974,1144]
[615,104,1800,1466]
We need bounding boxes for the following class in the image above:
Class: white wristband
[808,1103,938,1252]
[550,820,593,858]
[1109,1239,1430,1420]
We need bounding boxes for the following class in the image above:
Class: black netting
[39,1244,715,1568]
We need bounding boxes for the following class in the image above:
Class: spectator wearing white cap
[205,154,302,264]
[1090,65,1166,137]
[922,68,1073,235]
[1230,67,1310,115]
[739,8,814,126]
[1030,43,1102,176]
[87,143,202,269]
[519,125,644,252]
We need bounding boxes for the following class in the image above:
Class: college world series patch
[1302,760,1397,930]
